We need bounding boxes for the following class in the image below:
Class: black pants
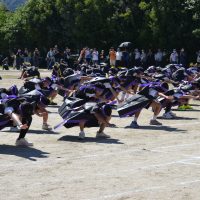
[17,117,32,140]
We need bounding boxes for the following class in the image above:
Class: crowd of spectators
[1,45,200,70]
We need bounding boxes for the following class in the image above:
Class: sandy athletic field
[0,70,200,200]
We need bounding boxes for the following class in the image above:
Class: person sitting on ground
[2,57,9,70]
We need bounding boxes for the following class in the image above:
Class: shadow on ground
[28,129,60,135]
[125,125,186,133]
[0,145,49,161]
[157,116,198,120]
[58,135,124,144]
[172,109,200,112]
[2,129,59,135]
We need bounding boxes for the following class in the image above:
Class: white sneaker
[162,112,174,119]
[79,131,85,139]
[96,132,110,138]
[15,138,33,147]
[169,111,176,117]
[42,124,52,131]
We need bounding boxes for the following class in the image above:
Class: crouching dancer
[0,98,34,146]
[78,103,112,139]
[56,102,112,140]
[56,84,113,139]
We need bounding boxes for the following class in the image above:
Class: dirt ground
[1,70,200,200]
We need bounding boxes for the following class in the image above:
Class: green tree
[0,0,199,57]
[0,3,11,52]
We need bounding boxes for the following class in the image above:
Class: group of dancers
[1,60,200,146]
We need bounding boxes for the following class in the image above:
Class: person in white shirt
[140,49,147,68]
[170,49,178,64]
[92,48,99,64]
[116,48,122,68]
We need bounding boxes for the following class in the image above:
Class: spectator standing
[92,48,99,65]
[12,53,17,69]
[162,49,168,67]
[16,49,23,70]
[23,48,30,63]
[140,49,147,68]
[134,49,141,66]
[170,49,179,64]
[121,49,129,68]
[100,50,106,63]
[78,47,86,64]
[179,48,187,67]
[46,48,55,70]
[54,45,60,62]
[116,48,122,68]
[85,47,91,64]
[154,49,163,67]
[109,47,116,67]
[63,47,71,64]
[32,48,40,68]
[146,49,155,67]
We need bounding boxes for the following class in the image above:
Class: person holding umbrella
[119,42,132,49]
[119,42,132,68]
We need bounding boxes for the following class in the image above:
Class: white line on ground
[1,142,200,168]
[180,179,200,185]
[83,179,200,200]
[71,142,200,160]
[83,186,166,200]
[155,142,200,149]
[179,161,200,166]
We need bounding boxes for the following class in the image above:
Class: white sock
[153,115,157,120]
[80,131,84,134]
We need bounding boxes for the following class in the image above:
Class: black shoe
[129,121,140,128]
[108,123,117,128]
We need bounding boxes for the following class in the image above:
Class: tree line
[0,0,199,60]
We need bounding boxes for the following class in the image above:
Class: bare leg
[150,101,162,125]
[49,90,58,101]
[79,121,85,139]
[98,123,106,133]
[79,121,85,132]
